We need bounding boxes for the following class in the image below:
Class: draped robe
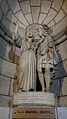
[19,41,36,91]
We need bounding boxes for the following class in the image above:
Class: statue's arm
[37,36,45,45]
[34,37,45,51]
[11,22,22,47]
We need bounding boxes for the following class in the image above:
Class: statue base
[12,92,56,119]
[13,92,55,106]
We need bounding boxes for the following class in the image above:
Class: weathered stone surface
[0,8,3,21]
[8,0,20,13]
[41,0,51,13]
[61,77,67,95]
[54,60,67,80]
[63,60,67,73]
[59,40,67,61]
[0,107,10,119]
[56,107,67,119]
[14,47,20,64]
[0,36,13,61]
[0,95,11,107]
[0,58,3,74]
[1,59,16,78]
[31,7,40,23]
[62,0,67,13]
[0,37,7,58]
[31,0,41,6]
[0,28,4,36]
[1,0,10,15]
[10,79,14,96]
[13,92,55,106]
[43,9,57,24]
[52,0,63,12]
[54,9,65,23]
[59,96,67,106]
[9,108,13,119]
[20,0,30,14]
[0,75,10,95]
[0,107,13,119]
[50,79,61,96]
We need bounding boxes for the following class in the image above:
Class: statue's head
[42,24,53,35]
[26,30,34,42]
[26,30,33,38]
[42,24,49,30]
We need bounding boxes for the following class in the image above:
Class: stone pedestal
[13,92,55,106]
[12,92,56,119]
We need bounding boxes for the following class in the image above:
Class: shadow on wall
[8,45,20,63]
[8,45,20,92]
[50,49,67,97]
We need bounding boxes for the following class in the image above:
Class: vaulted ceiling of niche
[0,0,67,38]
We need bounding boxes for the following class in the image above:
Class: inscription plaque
[13,107,56,119]
[13,92,55,106]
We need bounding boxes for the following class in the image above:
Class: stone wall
[58,40,67,106]
[0,29,20,119]
[0,35,20,108]
[0,107,12,119]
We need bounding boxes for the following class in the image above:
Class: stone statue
[36,29,46,91]
[18,30,45,92]
[18,31,37,92]
[12,23,36,92]
[12,22,44,92]
[37,25,59,91]
[12,22,59,92]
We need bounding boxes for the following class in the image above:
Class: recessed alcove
[0,0,67,119]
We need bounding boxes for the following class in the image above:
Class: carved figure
[18,30,45,92]
[37,25,59,91]
[18,31,37,91]
[12,22,59,92]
